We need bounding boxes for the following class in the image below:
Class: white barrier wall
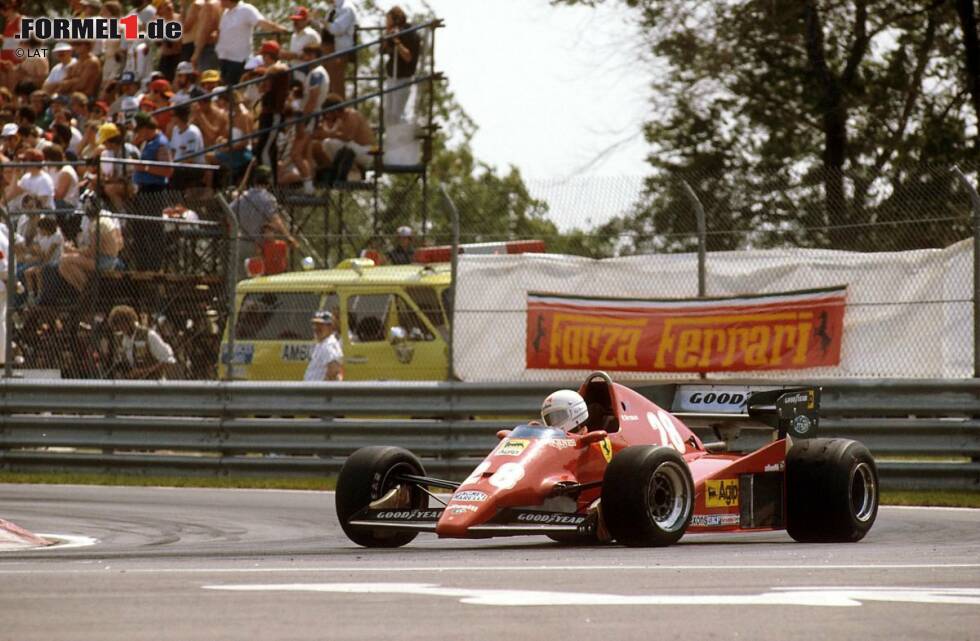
[453,239,973,381]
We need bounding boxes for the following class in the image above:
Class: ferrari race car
[335,372,879,547]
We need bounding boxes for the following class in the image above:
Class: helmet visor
[543,408,570,428]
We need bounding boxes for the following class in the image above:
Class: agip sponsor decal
[497,439,530,456]
[705,479,740,508]
[525,287,846,373]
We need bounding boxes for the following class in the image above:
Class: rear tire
[335,446,427,548]
[601,446,694,547]
[786,438,879,543]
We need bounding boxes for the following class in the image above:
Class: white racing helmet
[541,389,588,432]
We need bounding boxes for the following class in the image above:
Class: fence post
[217,195,240,382]
[2,206,13,379]
[953,167,980,378]
[681,180,707,298]
[440,184,460,382]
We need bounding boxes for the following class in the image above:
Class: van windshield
[236,293,320,340]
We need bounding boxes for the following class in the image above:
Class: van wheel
[335,446,428,548]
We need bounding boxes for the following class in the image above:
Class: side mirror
[577,430,608,448]
[496,429,512,440]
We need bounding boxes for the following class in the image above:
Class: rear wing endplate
[670,385,820,440]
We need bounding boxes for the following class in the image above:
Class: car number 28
[647,410,685,452]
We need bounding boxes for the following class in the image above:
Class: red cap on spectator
[289,7,309,21]
[149,79,172,95]
[260,40,280,55]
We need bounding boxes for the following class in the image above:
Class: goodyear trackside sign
[525,287,846,373]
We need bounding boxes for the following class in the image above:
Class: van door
[342,289,448,380]
[228,291,328,380]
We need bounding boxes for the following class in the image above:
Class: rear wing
[670,385,820,440]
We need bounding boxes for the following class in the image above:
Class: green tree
[555,0,977,253]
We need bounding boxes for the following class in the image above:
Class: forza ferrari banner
[525,287,847,373]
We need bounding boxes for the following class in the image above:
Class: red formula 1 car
[336,372,879,547]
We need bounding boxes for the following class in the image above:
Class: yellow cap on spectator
[97,122,121,145]
[200,69,221,84]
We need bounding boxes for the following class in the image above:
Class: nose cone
[436,489,497,537]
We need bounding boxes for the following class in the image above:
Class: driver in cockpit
[540,390,589,434]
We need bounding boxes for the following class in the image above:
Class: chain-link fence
[2,161,977,381]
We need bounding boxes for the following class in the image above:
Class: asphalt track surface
[1,484,978,641]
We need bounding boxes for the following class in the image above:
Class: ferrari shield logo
[598,437,613,463]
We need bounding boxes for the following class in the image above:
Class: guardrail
[0,380,977,490]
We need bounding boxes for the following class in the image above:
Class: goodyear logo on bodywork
[498,439,530,456]
[705,479,739,508]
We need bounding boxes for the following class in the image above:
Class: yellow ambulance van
[219,260,451,381]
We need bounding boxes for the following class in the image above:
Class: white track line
[0,563,978,576]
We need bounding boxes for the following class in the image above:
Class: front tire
[601,446,694,547]
[335,446,427,548]
[786,438,879,543]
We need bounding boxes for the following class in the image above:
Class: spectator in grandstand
[0,0,24,91]
[57,41,102,97]
[68,92,91,129]
[304,310,343,381]
[0,121,20,156]
[5,148,55,210]
[109,71,142,121]
[130,111,173,271]
[121,34,152,90]
[310,92,374,183]
[172,61,199,103]
[43,43,76,95]
[255,62,290,183]
[100,1,126,83]
[57,191,124,294]
[182,0,221,72]
[381,5,420,126]
[23,216,63,306]
[42,145,80,211]
[387,225,414,265]
[189,84,229,148]
[319,0,356,98]
[215,0,288,86]
[144,78,175,129]
[107,304,177,380]
[169,103,206,188]
[155,0,183,80]
[230,164,298,279]
[134,0,156,26]
[258,39,281,67]
[14,38,49,89]
[294,45,330,194]
[94,121,134,209]
[214,88,254,184]
[283,7,321,64]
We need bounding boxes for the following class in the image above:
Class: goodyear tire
[786,438,879,543]
[601,446,694,547]
[335,446,428,548]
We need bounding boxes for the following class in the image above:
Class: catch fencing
[0,379,976,491]
[2,162,978,381]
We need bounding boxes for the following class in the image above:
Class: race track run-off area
[0,485,978,641]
